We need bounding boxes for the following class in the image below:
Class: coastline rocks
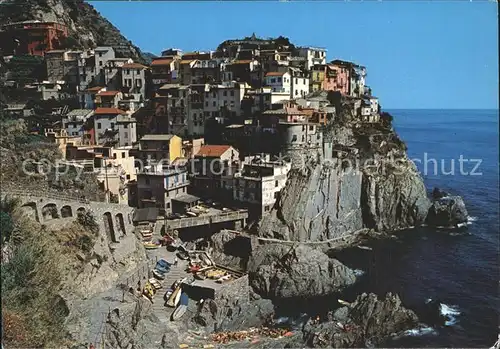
[193,295,274,332]
[361,158,431,231]
[248,244,357,299]
[303,293,419,347]
[426,192,468,227]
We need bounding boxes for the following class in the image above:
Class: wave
[439,303,461,326]
[353,269,365,276]
[457,216,478,228]
[402,326,437,337]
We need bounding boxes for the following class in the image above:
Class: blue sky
[91,1,498,109]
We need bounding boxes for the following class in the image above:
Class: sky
[90,1,498,110]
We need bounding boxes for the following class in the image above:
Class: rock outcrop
[427,189,468,227]
[248,244,356,299]
[303,293,419,347]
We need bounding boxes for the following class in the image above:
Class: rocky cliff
[257,103,431,241]
[0,0,149,63]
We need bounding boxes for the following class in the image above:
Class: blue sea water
[349,109,499,347]
[273,110,498,346]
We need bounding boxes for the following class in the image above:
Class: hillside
[0,0,149,63]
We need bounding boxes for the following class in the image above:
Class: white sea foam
[457,216,477,227]
[440,303,461,326]
[402,326,437,337]
[353,269,365,276]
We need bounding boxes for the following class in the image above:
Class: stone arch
[20,202,39,222]
[77,207,86,216]
[61,205,73,218]
[103,212,117,243]
[42,203,59,221]
[115,213,126,236]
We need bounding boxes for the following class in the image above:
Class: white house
[116,114,137,147]
[94,107,126,145]
[296,46,327,70]
[63,109,94,137]
[290,74,310,99]
[264,71,291,95]
[122,62,149,100]
[203,82,246,123]
[233,154,292,216]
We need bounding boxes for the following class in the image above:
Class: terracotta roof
[122,63,148,69]
[97,90,120,97]
[180,59,194,65]
[195,145,232,158]
[85,86,104,92]
[151,59,173,66]
[265,72,287,77]
[94,107,126,115]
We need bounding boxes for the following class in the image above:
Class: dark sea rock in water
[427,194,468,227]
[248,244,356,299]
[303,293,419,347]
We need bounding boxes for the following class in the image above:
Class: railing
[166,210,248,229]
[1,188,100,204]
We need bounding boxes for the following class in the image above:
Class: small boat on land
[171,293,189,321]
[143,242,160,250]
[194,272,206,280]
[166,285,182,307]
[216,274,232,283]
[149,278,162,290]
[152,269,165,280]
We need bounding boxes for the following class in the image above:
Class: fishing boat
[166,285,182,307]
[216,274,232,283]
[152,269,165,280]
[171,293,189,321]
[149,278,162,290]
[143,242,160,250]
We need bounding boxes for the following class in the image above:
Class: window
[124,131,128,139]
[302,125,305,131]
[295,78,298,84]
[212,101,216,107]
[230,90,234,97]
[126,174,130,180]
[295,90,298,96]
[270,78,276,83]
[205,92,209,98]
[223,90,227,96]
[97,122,102,129]
[113,153,117,159]
[302,135,305,142]
[110,122,115,129]
[303,78,306,84]
[309,125,314,131]
[264,205,270,212]
[121,152,125,158]
[205,101,208,107]
[212,92,216,98]
[277,77,282,82]
[99,61,103,66]
[98,52,103,57]
[275,180,278,187]
[136,79,142,87]
[274,191,279,199]
[126,69,130,75]
[193,112,197,119]
[166,203,170,209]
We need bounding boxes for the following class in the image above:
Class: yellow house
[138,134,182,163]
[310,65,326,92]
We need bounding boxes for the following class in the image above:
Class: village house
[296,46,327,71]
[225,59,259,86]
[310,64,326,92]
[0,20,68,56]
[151,57,179,90]
[155,84,190,136]
[278,121,323,153]
[93,107,126,146]
[289,68,310,98]
[233,154,291,216]
[187,84,207,137]
[95,90,123,108]
[80,86,104,109]
[179,59,198,85]
[115,114,137,147]
[203,82,246,124]
[191,145,240,200]
[136,161,190,214]
[191,58,223,84]
[323,62,351,95]
[121,62,150,100]
[136,134,182,163]
[265,71,291,94]
[62,109,94,137]
[103,58,133,90]
[118,94,144,113]
[44,128,83,157]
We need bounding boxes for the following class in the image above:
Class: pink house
[322,61,351,95]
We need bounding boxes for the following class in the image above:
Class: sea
[276,109,499,347]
